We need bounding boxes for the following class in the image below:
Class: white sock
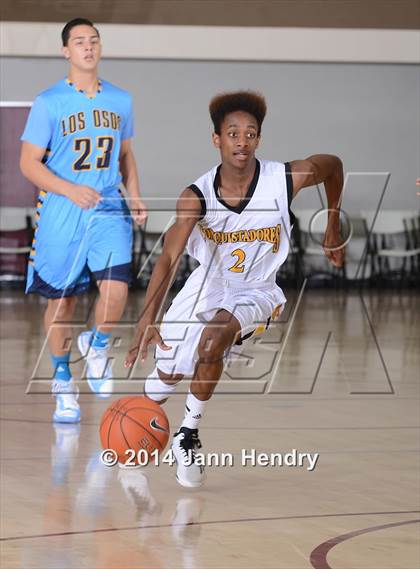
[181,391,207,430]
[144,370,177,402]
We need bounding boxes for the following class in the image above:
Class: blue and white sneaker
[52,379,80,423]
[77,331,113,398]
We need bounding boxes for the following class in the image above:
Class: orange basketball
[99,396,170,465]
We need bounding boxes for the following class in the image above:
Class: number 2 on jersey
[73,136,114,171]
[229,248,246,273]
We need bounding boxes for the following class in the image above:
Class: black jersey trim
[213,159,260,214]
[188,184,206,220]
[284,162,296,226]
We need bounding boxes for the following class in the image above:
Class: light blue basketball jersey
[21,78,134,192]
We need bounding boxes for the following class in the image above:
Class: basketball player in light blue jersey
[20,18,147,423]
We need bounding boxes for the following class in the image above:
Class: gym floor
[0,287,419,568]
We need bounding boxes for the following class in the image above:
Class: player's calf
[171,326,235,487]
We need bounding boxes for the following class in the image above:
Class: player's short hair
[209,91,267,136]
[62,18,100,46]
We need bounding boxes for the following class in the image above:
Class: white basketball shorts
[155,265,286,376]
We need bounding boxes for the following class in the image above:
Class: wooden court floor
[0,287,419,569]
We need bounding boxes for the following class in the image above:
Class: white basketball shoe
[77,331,113,398]
[52,379,80,423]
[171,427,205,488]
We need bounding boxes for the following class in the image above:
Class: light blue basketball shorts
[26,187,133,298]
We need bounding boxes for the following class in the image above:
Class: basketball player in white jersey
[125,91,345,487]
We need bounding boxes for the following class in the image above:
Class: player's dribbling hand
[66,185,102,209]
[124,322,171,368]
[323,227,345,268]
[128,196,148,225]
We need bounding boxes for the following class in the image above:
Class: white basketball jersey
[186,160,294,285]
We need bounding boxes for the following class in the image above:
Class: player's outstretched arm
[289,154,345,267]
[125,188,202,367]
[20,141,101,209]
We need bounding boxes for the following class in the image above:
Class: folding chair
[293,209,347,286]
[0,207,34,283]
[361,209,420,285]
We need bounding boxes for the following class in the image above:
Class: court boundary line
[1,509,418,543]
[310,518,420,569]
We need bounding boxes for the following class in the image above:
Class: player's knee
[198,330,229,362]
[48,297,77,321]
[99,280,128,305]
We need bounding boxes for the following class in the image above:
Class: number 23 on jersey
[73,136,114,171]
